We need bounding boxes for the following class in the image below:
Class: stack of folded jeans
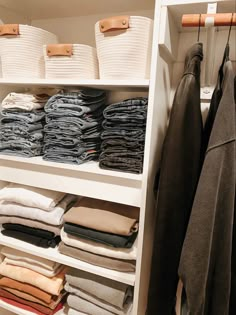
[0,183,78,248]
[65,269,133,315]
[43,89,106,164]
[99,97,148,174]
[0,92,49,157]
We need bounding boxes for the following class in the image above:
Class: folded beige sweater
[1,247,60,271]
[0,261,66,295]
[63,197,139,236]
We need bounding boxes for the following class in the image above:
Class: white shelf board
[0,155,142,207]
[0,300,68,315]
[0,78,149,91]
[0,234,136,286]
[0,0,154,19]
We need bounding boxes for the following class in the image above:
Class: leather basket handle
[99,16,130,33]
[47,44,73,57]
[0,24,20,36]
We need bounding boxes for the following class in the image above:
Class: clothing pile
[99,97,148,174]
[65,268,133,315]
[0,92,49,157]
[43,89,106,164]
[0,247,67,315]
[59,197,138,272]
[0,183,77,248]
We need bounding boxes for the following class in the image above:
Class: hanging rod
[182,13,236,27]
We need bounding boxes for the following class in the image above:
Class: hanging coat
[178,60,236,315]
[146,42,203,315]
[229,75,236,315]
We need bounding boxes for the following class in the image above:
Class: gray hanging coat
[146,43,203,314]
[178,60,236,315]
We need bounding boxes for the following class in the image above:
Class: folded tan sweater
[0,277,57,304]
[0,262,66,295]
[63,197,139,236]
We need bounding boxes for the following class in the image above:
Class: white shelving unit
[0,1,235,315]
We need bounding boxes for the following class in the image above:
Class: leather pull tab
[0,24,20,36]
[47,44,73,56]
[99,16,130,33]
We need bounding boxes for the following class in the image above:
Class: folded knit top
[0,183,65,211]
[63,197,139,236]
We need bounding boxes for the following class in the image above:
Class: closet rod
[182,13,236,27]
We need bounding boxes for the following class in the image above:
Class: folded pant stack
[59,197,138,272]
[99,97,148,174]
[43,89,106,164]
[0,183,78,248]
[0,247,67,315]
[0,92,49,157]
[65,268,133,315]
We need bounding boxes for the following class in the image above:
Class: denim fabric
[1,110,45,123]
[101,129,145,141]
[99,97,147,174]
[43,90,106,165]
[0,108,45,157]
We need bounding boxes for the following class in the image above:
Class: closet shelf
[0,78,149,91]
[0,155,142,207]
[0,234,136,286]
[0,300,69,315]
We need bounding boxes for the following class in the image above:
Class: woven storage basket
[44,44,99,79]
[95,15,153,80]
[0,24,58,79]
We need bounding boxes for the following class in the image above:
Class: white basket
[0,24,58,79]
[44,44,99,79]
[95,15,153,80]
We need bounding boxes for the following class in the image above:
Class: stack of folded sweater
[59,197,138,272]
[0,247,67,315]
[65,268,133,315]
[99,97,148,174]
[0,91,50,157]
[0,183,78,248]
[43,89,106,164]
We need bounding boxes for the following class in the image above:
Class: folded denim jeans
[101,129,146,141]
[43,150,99,164]
[101,139,144,151]
[0,122,43,133]
[102,120,146,130]
[45,115,101,130]
[1,110,45,123]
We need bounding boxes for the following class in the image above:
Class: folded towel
[0,183,65,211]
[2,229,61,249]
[64,197,139,236]
[0,262,66,295]
[59,243,136,272]
[0,277,58,304]
[65,283,133,315]
[1,247,60,271]
[61,228,137,260]
[66,268,132,309]
[64,222,137,248]
[3,257,63,278]
[0,194,77,225]
[0,216,61,235]
[0,296,63,315]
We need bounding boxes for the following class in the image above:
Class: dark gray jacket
[179,60,236,315]
[147,43,203,314]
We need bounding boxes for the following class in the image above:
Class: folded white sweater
[61,228,137,260]
[0,194,77,225]
[0,183,65,211]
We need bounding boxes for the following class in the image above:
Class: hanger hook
[197,14,201,42]
[226,13,234,45]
